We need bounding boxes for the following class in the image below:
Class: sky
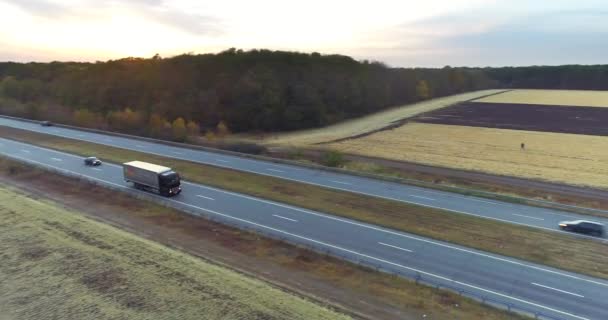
[0,0,607,67]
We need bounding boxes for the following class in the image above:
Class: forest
[0,48,606,141]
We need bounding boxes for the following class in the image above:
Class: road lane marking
[196,195,215,200]
[92,168,102,171]
[267,168,285,173]
[192,183,608,288]
[77,134,85,137]
[20,149,30,153]
[379,242,413,253]
[0,153,596,320]
[272,215,298,222]
[215,159,229,163]
[51,158,62,161]
[531,283,584,298]
[330,180,352,185]
[512,213,545,221]
[135,144,145,148]
[171,151,184,155]
[409,195,435,201]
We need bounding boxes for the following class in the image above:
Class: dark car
[84,156,102,166]
[40,121,53,127]
[559,220,604,237]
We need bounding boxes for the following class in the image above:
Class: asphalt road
[1,137,607,320]
[0,117,607,241]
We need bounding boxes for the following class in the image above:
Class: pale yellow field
[475,89,608,107]
[251,89,505,146]
[0,186,350,320]
[328,123,608,189]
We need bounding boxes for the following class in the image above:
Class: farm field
[416,101,608,136]
[253,89,504,146]
[474,89,608,107]
[0,185,350,320]
[327,122,608,189]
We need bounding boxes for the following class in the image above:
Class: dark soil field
[415,102,608,136]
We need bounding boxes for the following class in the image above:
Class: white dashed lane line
[409,195,436,201]
[531,283,584,298]
[378,242,414,253]
[330,180,352,185]
[512,213,545,221]
[272,214,298,222]
[196,195,215,201]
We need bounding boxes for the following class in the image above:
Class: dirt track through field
[415,102,608,136]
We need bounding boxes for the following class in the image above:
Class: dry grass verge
[0,157,528,320]
[0,186,350,320]
[1,126,608,281]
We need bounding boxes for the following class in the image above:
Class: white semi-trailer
[123,161,181,197]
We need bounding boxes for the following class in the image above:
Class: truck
[123,161,181,197]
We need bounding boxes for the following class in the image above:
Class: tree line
[0,49,606,140]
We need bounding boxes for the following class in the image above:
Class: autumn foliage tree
[186,120,200,136]
[73,109,102,128]
[216,120,230,138]
[171,117,187,142]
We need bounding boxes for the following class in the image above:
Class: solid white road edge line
[378,242,413,253]
[513,213,545,221]
[0,152,593,320]
[531,283,585,298]
[196,195,215,201]
[191,182,608,288]
[272,214,298,222]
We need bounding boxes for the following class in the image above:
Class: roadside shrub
[321,150,346,167]
[219,142,268,155]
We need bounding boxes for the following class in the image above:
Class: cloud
[352,6,608,67]
[2,0,222,36]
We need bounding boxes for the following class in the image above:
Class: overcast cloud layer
[0,0,606,67]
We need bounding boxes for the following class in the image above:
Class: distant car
[84,156,102,166]
[559,220,604,237]
[40,121,53,127]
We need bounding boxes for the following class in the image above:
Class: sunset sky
[1,0,606,67]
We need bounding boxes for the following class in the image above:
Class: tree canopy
[1,49,606,136]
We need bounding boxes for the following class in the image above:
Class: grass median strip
[0,157,528,320]
[1,125,608,280]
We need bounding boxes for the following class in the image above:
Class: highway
[1,137,607,320]
[0,116,607,240]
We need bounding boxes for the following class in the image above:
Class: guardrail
[1,113,607,218]
[1,152,570,320]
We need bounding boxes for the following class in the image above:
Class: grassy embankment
[0,185,350,320]
[328,122,608,190]
[0,158,527,320]
[1,125,608,281]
